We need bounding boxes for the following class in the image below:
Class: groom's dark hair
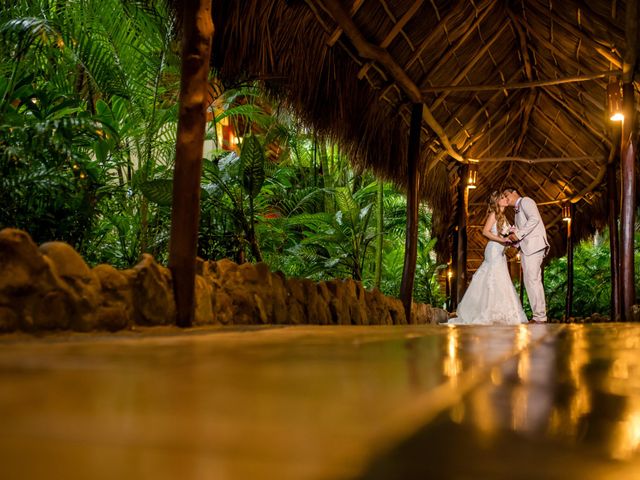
[503,187,519,195]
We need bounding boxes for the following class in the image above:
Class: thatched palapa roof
[203,0,639,270]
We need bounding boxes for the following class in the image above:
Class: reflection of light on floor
[611,411,640,460]
[516,324,530,351]
[490,366,502,386]
[511,385,528,432]
[470,385,497,437]
[612,357,630,380]
[443,327,461,381]
[517,350,530,382]
[548,327,591,438]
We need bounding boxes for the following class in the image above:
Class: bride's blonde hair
[488,191,507,232]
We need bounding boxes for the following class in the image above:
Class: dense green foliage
[1,0,637,318]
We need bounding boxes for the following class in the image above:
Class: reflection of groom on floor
[502,188,550,323]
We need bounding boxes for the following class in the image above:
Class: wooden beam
[526,125,597,187]
[405,0,481,72]
[420,71,621,93]
[428,21,511,112]
[169,0,214,328]
[620,81,636,321]
[543,88,613,147]
[470,155,606,164]
[358,0,425,79]
[456,165,469,303]
[320,0,466,163]
[400,103,423,323]
[528,0,622,68]
[327,0,365,46]
[618,0,637,320]
[533,105,591,156]
[415,1,497,81]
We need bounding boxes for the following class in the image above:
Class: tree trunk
[400,103,423,323]
[565,204,574,322]
[375,180,384,288]
[607,162,621,321]
[620,81,636,321]
[620,0,638,321]
[168,0,214,328]
[456,165,469,304]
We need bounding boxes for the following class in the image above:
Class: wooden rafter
[473,155,606,163]
[419,70,621,93]
[428,22,511,112]
[357,0,425,79]
[527,0,622,68]
[327,0,365,46]
[542,87,612,147]
[318,0,466,162]
[404,0,479,72]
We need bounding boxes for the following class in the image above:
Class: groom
[503,188,550,323]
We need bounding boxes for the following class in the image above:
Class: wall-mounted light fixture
[562,202,572,222]
[467,162,478,189]
[608,77,624,122]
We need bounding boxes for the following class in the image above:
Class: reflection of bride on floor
[449,191,527,325]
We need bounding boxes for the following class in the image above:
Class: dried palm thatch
[172,0,638,271]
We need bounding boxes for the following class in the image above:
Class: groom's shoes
[528,319,547,324]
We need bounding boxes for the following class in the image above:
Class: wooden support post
[400,103,423,324]
[565,204,574,322]
[450,229,459,311]
[456,165,469,304]
[620,81,636,321]
[607,161,621,321]
[168,0,214,328]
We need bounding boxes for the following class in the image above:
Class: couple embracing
[449,188,549,325]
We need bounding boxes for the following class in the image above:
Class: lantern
[608,77,623,122]
[562,203,572,222]
[467,162,478,189]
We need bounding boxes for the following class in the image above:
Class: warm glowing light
[516,324,530,350]
[562,203,571,222]
[607,77,623,122]
[611,411,640,460]
[447,268,453,279]
[467,162,478,189]
[443,327,461,380]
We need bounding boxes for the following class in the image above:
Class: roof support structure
[399,103,423,323]
[607,161,621,321]
[619,0,637,321]
[318,0,466,163]
[169,0,214,328]
[420,71,622,93]
[455,165,469,304]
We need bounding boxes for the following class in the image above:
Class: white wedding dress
[448,222,527,325]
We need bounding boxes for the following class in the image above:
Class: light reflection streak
[443,327,461,382]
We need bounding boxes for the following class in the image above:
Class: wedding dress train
[449,223,527,325]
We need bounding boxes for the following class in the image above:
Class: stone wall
[0,228,449,333]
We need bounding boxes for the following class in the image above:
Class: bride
[448,191,528,325]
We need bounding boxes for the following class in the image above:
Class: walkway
[1,324,639,479]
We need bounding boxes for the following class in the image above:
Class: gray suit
[515,197,549,322]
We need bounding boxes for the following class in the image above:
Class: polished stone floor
[1,324,640,479]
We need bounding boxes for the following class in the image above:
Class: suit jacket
[515,197,549,256]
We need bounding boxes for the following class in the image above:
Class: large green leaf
[140,178,173,206]
[240,135,265,198]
